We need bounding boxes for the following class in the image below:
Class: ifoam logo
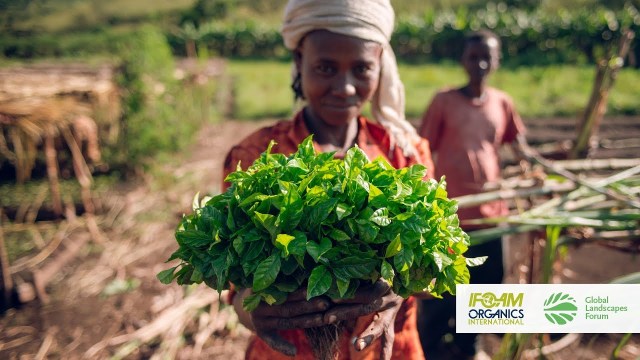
[469,292,524,308]
[543,292,578,325]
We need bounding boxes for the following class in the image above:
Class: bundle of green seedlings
[158,136,480,358]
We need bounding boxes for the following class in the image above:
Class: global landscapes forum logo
[542,292,578,325]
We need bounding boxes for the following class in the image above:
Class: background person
[417,29,528,359]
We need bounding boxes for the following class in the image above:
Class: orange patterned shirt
[222,111,432,360]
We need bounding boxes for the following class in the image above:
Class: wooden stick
[545,158,640,171]
[61,127,94,215]
[523,144,640,208]
[9,221,72,274]
[455,181,575,208]
[32,233,91,304]
[571,30,636,159]
[44,133,63,216]
[35,327,57,360]
[0,209,14,308]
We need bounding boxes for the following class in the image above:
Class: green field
[228,60,640,120]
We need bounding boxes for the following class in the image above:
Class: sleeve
[418,93,445,152]
[501,95,526,144]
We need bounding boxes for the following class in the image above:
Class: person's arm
[502,96,531,172]
[418,94,444,155]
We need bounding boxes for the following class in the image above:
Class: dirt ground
[1,117,639,359]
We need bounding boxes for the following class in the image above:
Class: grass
[227,59,640,120]
[227,59,296,120]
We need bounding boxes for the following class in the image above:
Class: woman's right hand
[233,288,331,356]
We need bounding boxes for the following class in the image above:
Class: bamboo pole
[455,181,575,208]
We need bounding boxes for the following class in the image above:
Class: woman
[222,1,434,359]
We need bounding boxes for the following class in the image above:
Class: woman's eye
[355,65,368,73]
[316,64,334,74]
[354,65,374,77]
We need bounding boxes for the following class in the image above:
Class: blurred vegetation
[1,0,639,67]
[112,25,219,168]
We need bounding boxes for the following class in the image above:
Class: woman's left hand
[322,278,403,360]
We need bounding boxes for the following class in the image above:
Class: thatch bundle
[0,63,121,217]
[0,63,120,183]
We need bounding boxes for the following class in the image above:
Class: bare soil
[1,116,639,359]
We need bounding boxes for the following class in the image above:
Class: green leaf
[277,181,304,231]
[243,293,261,312]
[385,234,402,258]
[287,231,308,257]
[175,230,210,247]
[297,136,316,160]
[275,233,295,257]
[262,288,288,305]
[336,278,350,297]
[370,208,392,227]
[466,256,487,267]
[244,240,265,261]
[306,237,332,262]
[307,265,332,299]
[394,248,414,273]
[332,257,378,282]
[336,203,353,220]
[253,254,281,292]
[254,212,278,239]
[329,229,351,242]
[381,261,395,284]
[355,219,380,243]
[157,267,177,284]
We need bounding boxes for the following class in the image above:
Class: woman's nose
[332,73,357,97]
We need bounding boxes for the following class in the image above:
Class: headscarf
[281,0,419,157]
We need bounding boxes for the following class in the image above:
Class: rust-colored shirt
[419,87,525,227]
[222,111,432,360]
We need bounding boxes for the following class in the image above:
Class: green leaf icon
[543,292,577,325]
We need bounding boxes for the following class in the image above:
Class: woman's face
[295,30,382,127]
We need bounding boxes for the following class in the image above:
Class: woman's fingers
[253,312,326,330]
[256,329,297,356]
[352,302,400,360]
[331,278,391,304]
[323,298,384,324]
[379,320,396,360]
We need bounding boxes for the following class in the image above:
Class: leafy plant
[158,136,478,311]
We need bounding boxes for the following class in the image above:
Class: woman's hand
[233,288,331,357]
[323,279,403,360]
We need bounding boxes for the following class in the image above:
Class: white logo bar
[455,284,640,333]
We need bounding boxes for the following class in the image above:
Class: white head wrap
[281,0,419,157]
